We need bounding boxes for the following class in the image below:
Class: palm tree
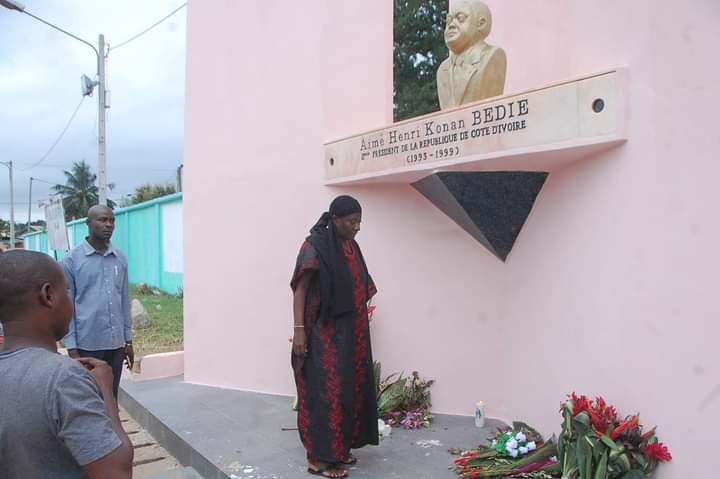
[53,160,115,221]
[121,183,176,207]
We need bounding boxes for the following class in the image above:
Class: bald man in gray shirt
[0,250,133,478]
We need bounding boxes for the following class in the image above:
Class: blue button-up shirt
[62,240,133,351]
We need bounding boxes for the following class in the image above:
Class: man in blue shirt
[63,205,134,398]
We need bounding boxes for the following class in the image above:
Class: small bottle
[474,401,486,428]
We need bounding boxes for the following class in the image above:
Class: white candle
[475,401,486,428]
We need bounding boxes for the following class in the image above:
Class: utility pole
[97,34,108,206]
[10,161,14,248]
[27,176,33,232]
[1,0,108,207]
[176,164,183,192]
[1,161,16,249]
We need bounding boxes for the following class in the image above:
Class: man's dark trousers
[78,348,125,398]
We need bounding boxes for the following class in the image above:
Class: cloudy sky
[0,0,186,221]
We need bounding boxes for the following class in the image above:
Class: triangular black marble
[412,171,548,261]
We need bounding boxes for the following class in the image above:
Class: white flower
[508,449,519,458]
[515,432,527,442]
[506,439,518,449]
[527,441,537,451]
[519,446,529,455]
[491,440,497,446]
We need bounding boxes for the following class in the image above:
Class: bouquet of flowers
[492,430,538,458]
[450,423,562,478]
[374,362,434,429]
[559,393,672,479]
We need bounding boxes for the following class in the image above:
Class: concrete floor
[120,376,503,479]
[120,407,202,478]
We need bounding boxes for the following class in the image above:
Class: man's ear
[39,282,53,308]
[477,16,487,31]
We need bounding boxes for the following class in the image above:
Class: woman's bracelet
[294,325,305,329]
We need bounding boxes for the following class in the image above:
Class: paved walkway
[120,376,503,479]
[121,407,201,478]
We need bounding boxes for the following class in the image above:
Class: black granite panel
[412,171,548,261]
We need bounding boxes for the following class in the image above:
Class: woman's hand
[293,329,308,356]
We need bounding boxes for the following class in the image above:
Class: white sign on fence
[45,195,69,252]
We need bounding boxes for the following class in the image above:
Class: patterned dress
[291,240,378,463]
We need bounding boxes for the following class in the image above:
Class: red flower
[594,397,618,423]
[565,394,619,435]
[641,426,657,441]
[368,305,376,315]
[644,442,672,462]
[591,396,619,434]
[610,415,640,440]
[568,392,593,416]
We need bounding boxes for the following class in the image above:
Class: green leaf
[562,443,576,475]
[599,434,620,451]
[377,378,406,414]
[620,470,645,479]
[373,361,381,397]
[631,451,648,468]
[509,440,558,469]
[609,451,631,472]
[593,451,608,479]
[576,436,593,479]
[377,373,403,397]
[573,412,592,432]
[543,463,563,474]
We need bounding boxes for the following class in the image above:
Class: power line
[14,162,177,172]
[18,97,87,172]
[29,177,56,185]
[109,3,187,51]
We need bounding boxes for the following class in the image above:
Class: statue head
[444,0,493,55]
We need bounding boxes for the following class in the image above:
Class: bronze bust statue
[437,0,507,109]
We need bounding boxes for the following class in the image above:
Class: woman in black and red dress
[291,195,378,478]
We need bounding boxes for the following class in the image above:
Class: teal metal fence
[24,193,184,295]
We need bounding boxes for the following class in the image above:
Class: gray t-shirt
[0,347,122,478]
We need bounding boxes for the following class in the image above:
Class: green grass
[131,286,183,358]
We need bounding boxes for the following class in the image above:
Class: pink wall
[183,0,394,393]
[185,1,720,476]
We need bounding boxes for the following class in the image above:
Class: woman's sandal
[307,465,348,478]
[338,454,357,465]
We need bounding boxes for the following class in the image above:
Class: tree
[53,160,115,221]
[121,183,176,207]
[394,0,448,122]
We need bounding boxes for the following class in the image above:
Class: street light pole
[1,161,15,249]
[27,176,33,231]
[97,34,108,206]
[8,161,13,249]
[1,0,108,206]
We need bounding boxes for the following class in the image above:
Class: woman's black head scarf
[307,195,370,321]
[310,195,362,236]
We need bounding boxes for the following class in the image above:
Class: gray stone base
[120,376,505,479]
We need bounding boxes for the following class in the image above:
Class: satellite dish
[81,74,98,97]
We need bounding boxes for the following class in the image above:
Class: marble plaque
[325,70,625,184]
